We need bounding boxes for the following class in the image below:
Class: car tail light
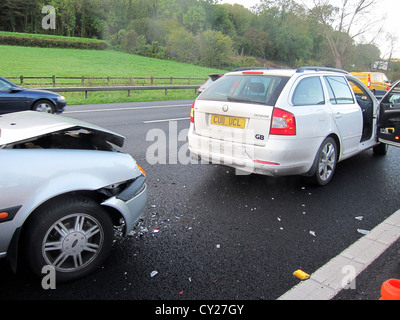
[270,108,296,135]
[190,102,195,123]
[368,74,371,88]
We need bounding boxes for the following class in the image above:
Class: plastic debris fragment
[309,231,316,236]
[150,270,158,278]
[293,269,310,280]
[355,216,364,221]
[357,229,370,235]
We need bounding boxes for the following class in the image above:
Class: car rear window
[198,75,289,106]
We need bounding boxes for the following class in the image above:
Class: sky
[219,0,400,58]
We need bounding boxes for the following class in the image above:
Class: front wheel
[32,100,55,113]
[23,196,114,282]
[311,137,338,186]
[373,143,388,155]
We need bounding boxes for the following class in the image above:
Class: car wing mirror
[9,87,23,93]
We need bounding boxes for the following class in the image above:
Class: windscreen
[198,74,289,106]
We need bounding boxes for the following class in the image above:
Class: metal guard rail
[34,85,201,99]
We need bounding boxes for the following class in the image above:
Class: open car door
[378,80,400,147]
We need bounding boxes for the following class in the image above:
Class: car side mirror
[9,87,22,93]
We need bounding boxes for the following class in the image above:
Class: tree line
[0,0,390,72]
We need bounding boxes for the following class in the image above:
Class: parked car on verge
[198,74,224,95]
[188,67,400,185]
[0,111,147,282]
[0,77,67,114]
[351,71,391,98]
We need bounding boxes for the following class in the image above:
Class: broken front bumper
[101,176,148,236]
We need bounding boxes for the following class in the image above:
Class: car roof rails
[296,66,349,74]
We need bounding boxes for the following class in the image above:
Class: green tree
[306,0,381,69]
[167,27,199,63]
[183,5,207,34]
[238,27,269,58]
[254,0,315,64]
[198,29,234,68]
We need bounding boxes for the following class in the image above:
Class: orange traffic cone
[380,279,400,300]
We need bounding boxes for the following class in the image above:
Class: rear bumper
[188,129,321,177]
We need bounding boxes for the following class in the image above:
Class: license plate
[210,114,246,129]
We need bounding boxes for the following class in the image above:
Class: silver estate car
[0,111,148,282]
[189,67,400,185]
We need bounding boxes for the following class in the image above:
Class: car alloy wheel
[42,213,104,273]
[24,196,114,282]
[33,100,54,113]
[316,138,337,185]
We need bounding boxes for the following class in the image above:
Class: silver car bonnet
[0,111,125,148]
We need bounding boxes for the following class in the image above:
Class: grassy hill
[0,45,224,104]
[0,45,223,77]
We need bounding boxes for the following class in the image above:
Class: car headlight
[57,95,66,101]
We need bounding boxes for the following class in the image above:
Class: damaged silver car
[0,111,147,282]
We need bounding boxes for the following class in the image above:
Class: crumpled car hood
[0,111,125,148]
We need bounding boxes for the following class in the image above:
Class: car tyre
[311,137,338,186]
[23,196,114,282]
[373,143,388,155]
[32,100,55,113]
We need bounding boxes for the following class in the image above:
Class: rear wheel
[24,196,114,282]
[312,137,338,186]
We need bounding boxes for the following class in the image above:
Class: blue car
[0,77,67,114]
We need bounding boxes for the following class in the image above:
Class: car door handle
[334,112,342,119]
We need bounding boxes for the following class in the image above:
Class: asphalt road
[1,100,399,304]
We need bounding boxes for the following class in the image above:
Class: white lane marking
[64,104,189,114]
[278,209,400,300]
[143,117,190,124]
